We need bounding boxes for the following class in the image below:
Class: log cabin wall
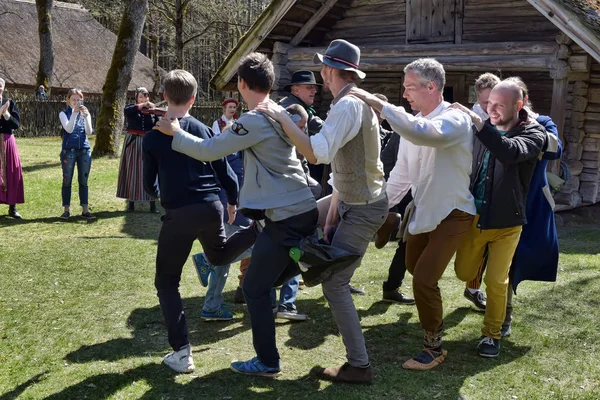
[462,0,559,43]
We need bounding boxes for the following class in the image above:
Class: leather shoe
[383,289,415,305]
[319,362,373,384]
[375,212,401,249]
[349,285,366,295]
[8,206,22,219]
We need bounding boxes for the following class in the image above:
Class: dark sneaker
[501,324,512,337]
[230,357,280,377]
[276,305,307,321]
[233,286,245,304]
[464,288,486,311]
[375,212,401,249]
[383,289,415,305]
[81,212,97,222]
[59,211,70,220]
[319,362,373,384]
[402,348,448,370]
[477,336,501,358]
[201,306,233,321]
[192,253,212,287]
[349,285,366,295]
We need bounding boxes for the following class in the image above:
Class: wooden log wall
[324,0,406,45]
[462,0,559,43]
[556,37,600,209]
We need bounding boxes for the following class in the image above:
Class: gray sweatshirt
[172,110,316,219]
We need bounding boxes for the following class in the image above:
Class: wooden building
[210,0,600,210]
[0,0,156,95]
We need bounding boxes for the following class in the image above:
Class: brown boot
[319,362,373,384]
[375,212,401,249]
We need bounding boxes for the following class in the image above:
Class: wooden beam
[287,41,557,61]
[454,0,464,44]
[289,54,555,72]
[549,77,568,174]
[290,0,339,46]
[209,0,296,91]
[527,0,600,64]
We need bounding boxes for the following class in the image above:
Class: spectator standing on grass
[117,87,159,213]
[58,89,96,221]
[0,77,24,219]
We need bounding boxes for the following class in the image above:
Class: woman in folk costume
[117,87,159,213]
[0,78,24,219]
[211,98,238,134]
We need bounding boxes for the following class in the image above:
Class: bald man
[451,80,547,358]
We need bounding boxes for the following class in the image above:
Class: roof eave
[210,0,296,91]
[527,0,600,64]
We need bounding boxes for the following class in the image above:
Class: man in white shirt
[349,58,476,370]
[211,98,238,134]
[258,39,387,384]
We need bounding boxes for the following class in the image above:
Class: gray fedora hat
[313,39,366,80]
[283,70,322,92]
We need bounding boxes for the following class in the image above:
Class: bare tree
[93,0,149,157]
[35,0,55,93]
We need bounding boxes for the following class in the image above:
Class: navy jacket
[61,107,91,150]
[124,104,156,134]
[511,115,562,292]
[142,116,238,210]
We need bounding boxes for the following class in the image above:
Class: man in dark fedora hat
[279,70,328,197]
[258,39,387,384]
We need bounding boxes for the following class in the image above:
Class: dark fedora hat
[284,70,322,92]
[313,39,366,79]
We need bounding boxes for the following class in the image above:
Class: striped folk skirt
[0,134,24,205]
[116,133,153,202]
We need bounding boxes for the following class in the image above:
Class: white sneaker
[163,344,195,373]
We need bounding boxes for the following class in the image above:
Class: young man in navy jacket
[143,69,255,373]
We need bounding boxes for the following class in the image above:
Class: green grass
[1,137,599,400]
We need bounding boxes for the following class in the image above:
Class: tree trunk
[175,0,184,69]
[93,0,149,157]
[35,0,54,93]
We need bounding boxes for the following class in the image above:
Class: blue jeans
[203,224,253,312]
[60,148,92,206]
[270,275,300,311]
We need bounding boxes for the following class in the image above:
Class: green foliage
[2,138,599,400]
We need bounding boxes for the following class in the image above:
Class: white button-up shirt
[383,101,476,235]
[211,115,235,135]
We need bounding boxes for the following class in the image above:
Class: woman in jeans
[58,89,95,221]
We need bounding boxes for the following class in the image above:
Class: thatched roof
[0,0,156,94]
[211,0,600,91]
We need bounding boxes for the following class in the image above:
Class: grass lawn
[1,137,599,400]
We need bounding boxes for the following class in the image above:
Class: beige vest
[331,84,385,203]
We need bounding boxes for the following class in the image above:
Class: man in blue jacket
[143,70,255,374]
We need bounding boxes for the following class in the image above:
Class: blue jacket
[511,115,562,292]
[142,116,238,210]
[61,107,91,150]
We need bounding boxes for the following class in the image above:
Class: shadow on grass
[21,161,62,173]
[0,372,48,400]
[65,294,250,364]
[40,296,532,399]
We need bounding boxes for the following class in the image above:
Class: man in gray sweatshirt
[153,53,318,377]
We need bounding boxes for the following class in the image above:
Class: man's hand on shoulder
[154,115,181,137]
[449,102,484,131]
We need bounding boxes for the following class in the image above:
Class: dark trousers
[155,201,256,351]
[242,208,319,368]
[383,191,413,291]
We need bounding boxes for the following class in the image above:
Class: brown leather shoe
[319,362,373,384]
[375,212,401,249]
[402,349,447,370]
